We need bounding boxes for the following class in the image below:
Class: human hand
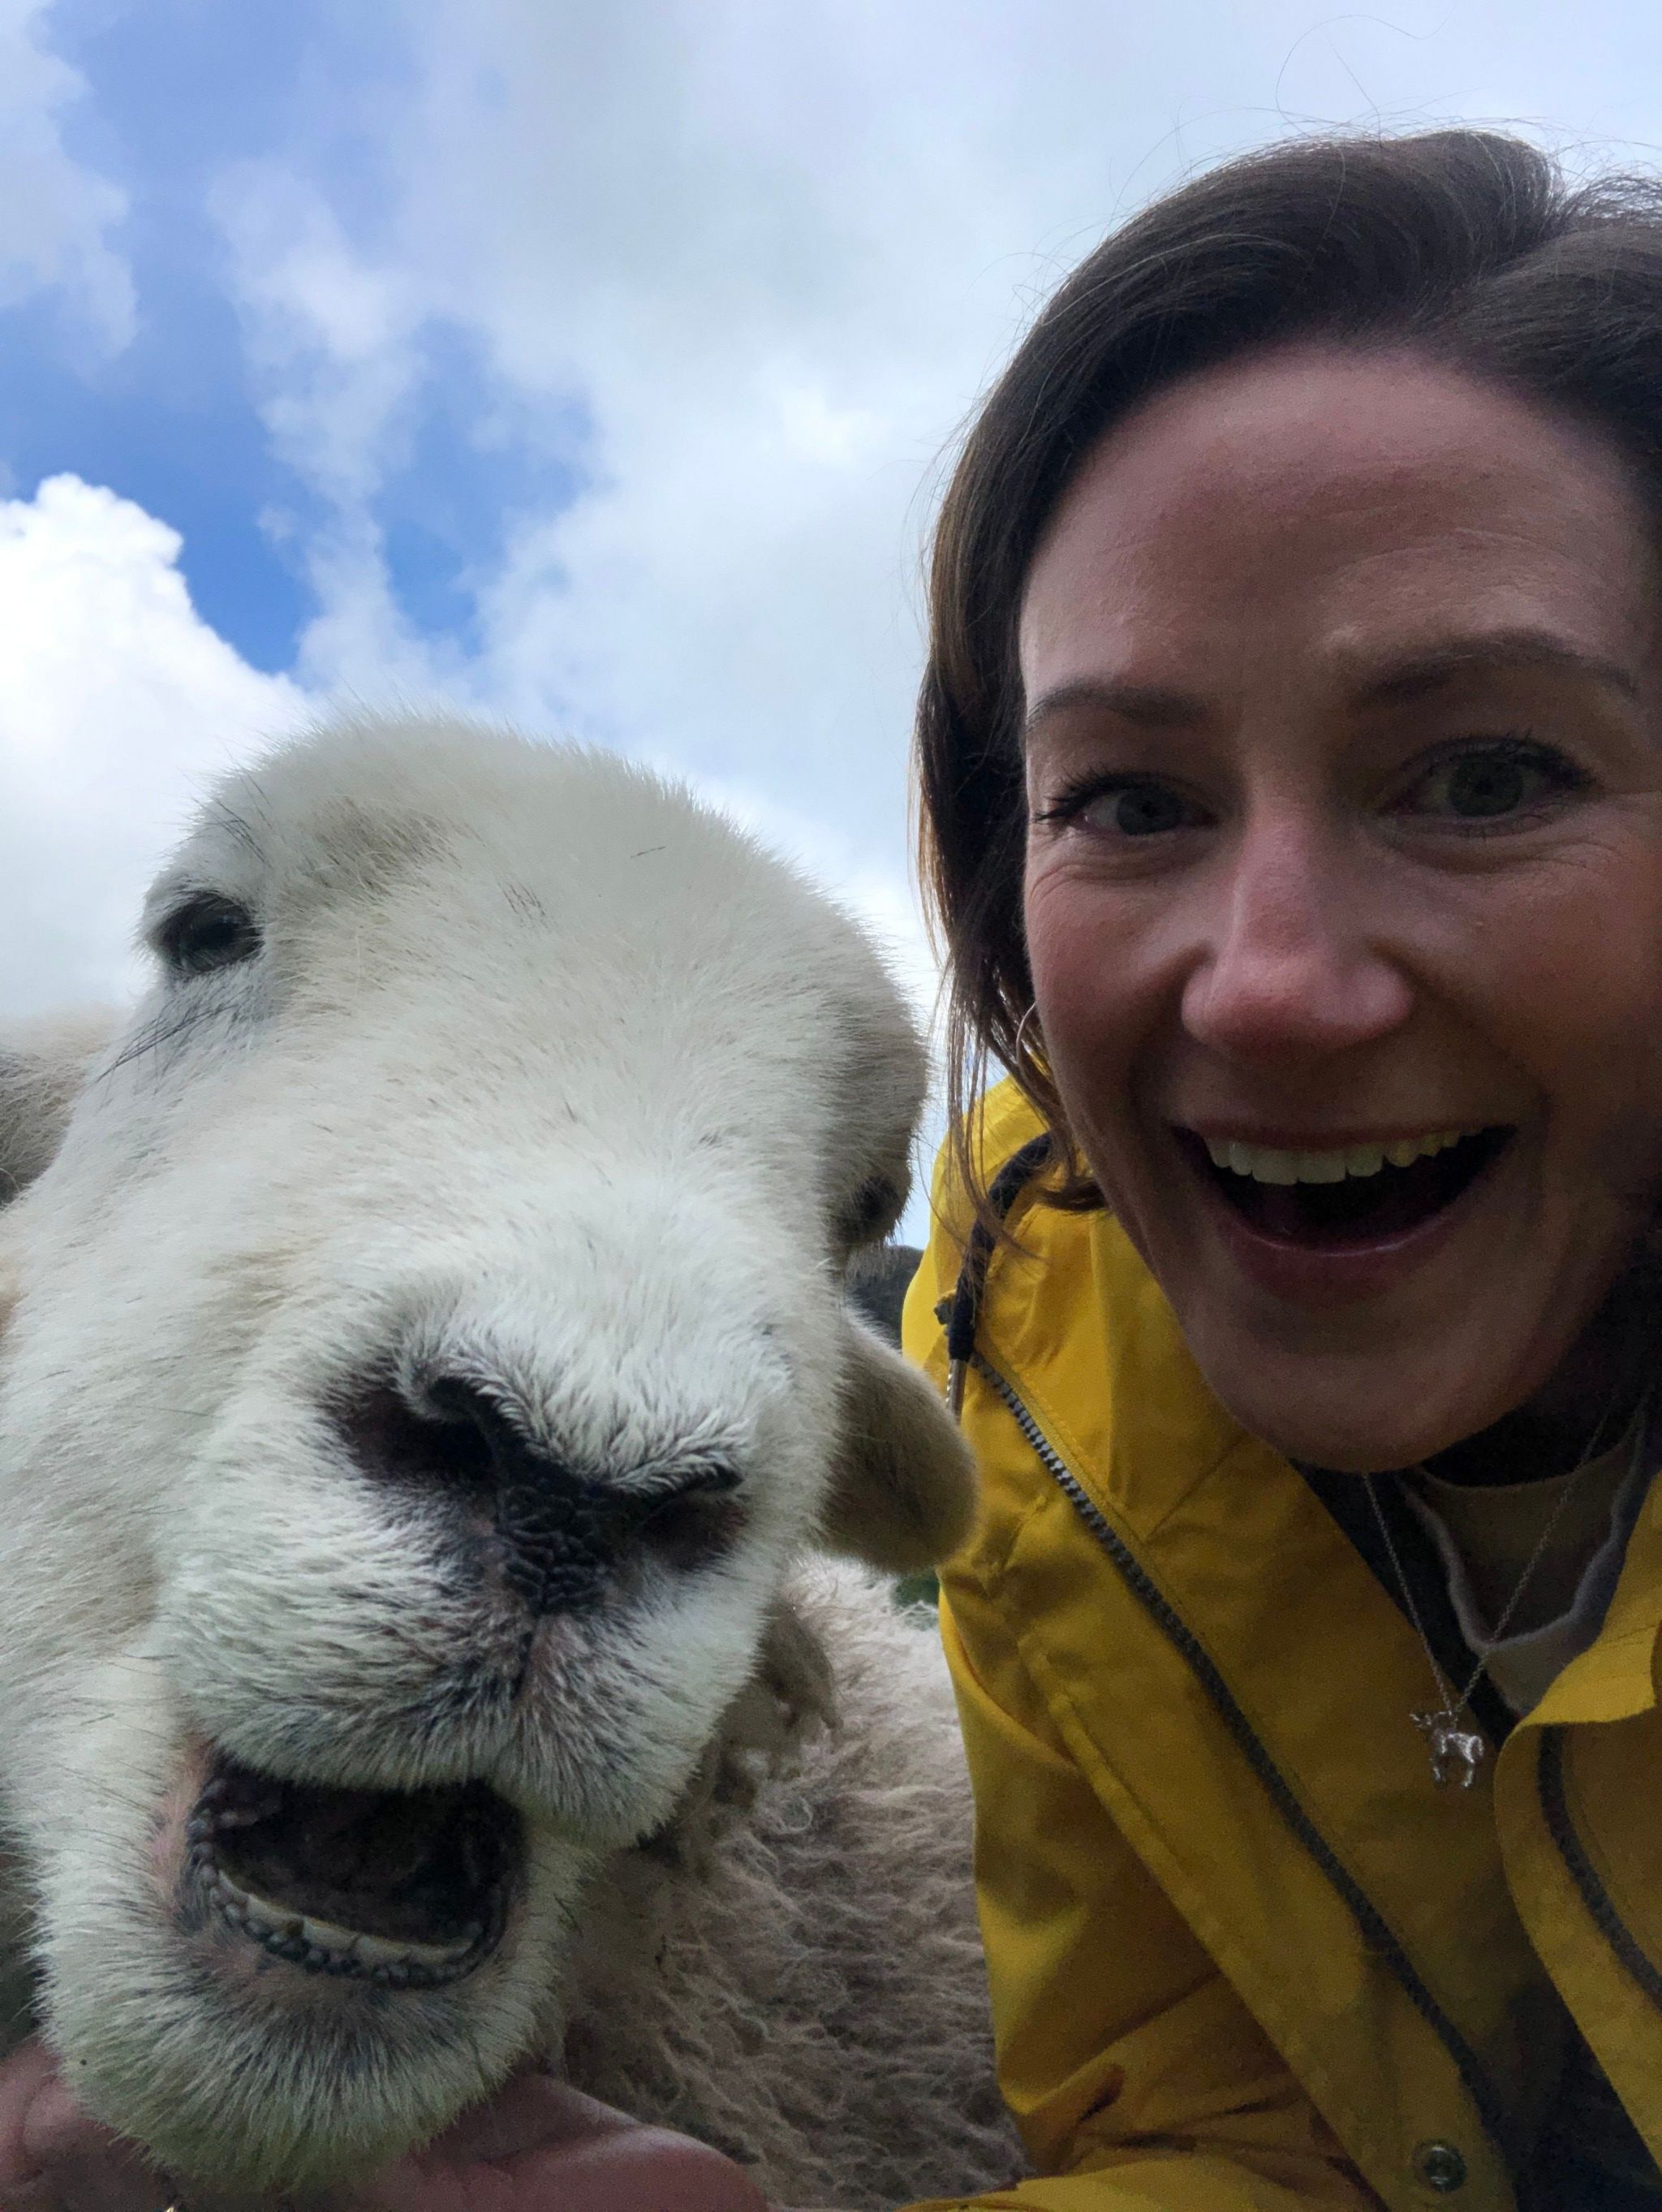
[0,2035,775,2211]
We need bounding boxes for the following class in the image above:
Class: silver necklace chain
[1364,1385,1649,1788]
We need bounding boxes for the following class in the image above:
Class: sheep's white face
[0,718,967,2193]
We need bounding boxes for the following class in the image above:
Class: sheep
[0,714,1023,2209]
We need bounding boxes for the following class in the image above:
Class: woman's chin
[1161,1261,1566,1473]
[1181,1322,1581,1476]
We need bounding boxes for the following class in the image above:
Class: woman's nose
[1178,814,1413,1064]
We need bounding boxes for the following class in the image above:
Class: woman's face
[1019,345,1662,1473]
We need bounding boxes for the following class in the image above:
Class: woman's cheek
[1458,860,1662,1171]
[1025,857,1153,1126]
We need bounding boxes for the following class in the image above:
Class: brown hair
[916,129,1662,1219]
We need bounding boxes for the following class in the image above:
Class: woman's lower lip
[1188,1144,1505,1304]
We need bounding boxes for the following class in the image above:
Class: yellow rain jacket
[900,1082,1662,2212]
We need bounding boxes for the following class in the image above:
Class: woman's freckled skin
[1018,343,1662,1474]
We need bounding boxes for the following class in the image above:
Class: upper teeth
[1203,1129,1474,1184]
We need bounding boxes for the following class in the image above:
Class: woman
[902,127,1662,2212]
[10,127,1660,2212]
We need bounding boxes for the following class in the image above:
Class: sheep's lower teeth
[196,1854,487,1984]
[184,1751,519,1987]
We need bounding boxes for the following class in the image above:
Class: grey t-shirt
[1402,1435,1648,1718]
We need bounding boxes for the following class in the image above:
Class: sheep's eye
[159,895,262,977]
[838,1173,903,1248]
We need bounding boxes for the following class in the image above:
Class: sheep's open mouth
[1184,1125,1514,1244]
[186,1752,522,1987]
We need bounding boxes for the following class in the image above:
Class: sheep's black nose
[335,1373,743,1614]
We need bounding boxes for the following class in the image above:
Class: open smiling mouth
[186,1750,523,1987]
[1178,1126,1515,1246]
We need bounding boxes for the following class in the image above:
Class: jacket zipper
[968,1346,1526,2183]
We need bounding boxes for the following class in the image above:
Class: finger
[430,2079,770,2212]
[495,2124,772,2212]
[0,2038,177,2212]
[428,2075,641,2160]
[337,2075,770,2212]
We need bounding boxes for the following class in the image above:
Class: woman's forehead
[1018,343,1660,697]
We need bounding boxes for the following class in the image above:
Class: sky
[3,0,1660,1218]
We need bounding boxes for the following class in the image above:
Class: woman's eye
[1396,738,1589,827]
[1046,778,1201,838]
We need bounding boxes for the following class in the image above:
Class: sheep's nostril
[638,1464,746,1573]
[334,1377,500,1498]
[331,1373,745,1615]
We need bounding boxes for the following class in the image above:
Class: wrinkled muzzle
[3,1168,976,2187]
[22,1244,830,2194]
[157,1255,822,1943]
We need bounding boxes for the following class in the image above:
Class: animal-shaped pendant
[1413,1707,1488,1788]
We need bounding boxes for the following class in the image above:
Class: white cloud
[218,169,420,511]
[0,475,310,1009]
[210,166,454,701]
[0,0,133,355]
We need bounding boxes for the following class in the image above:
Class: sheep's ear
[0,1011,114,1206]
[818,1319,978,1573]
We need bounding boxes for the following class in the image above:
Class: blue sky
[5,1,352,668]
[5,0,1662,1092]
[0,0,580,674]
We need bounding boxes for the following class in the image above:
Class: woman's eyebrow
[1022,678,1205,736]
[1022,633,1642,740]
[1345,628,1641,706]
